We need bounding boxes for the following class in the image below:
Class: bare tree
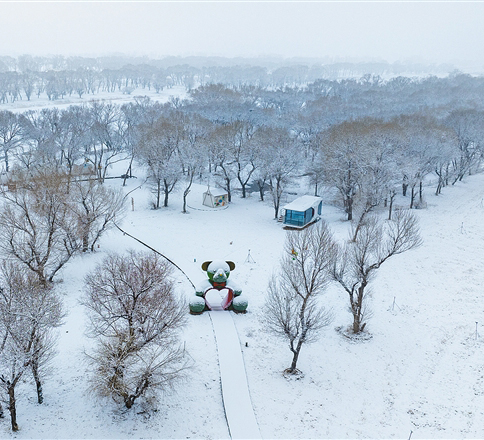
[210,124,237,203]
[68,178,126,252]
[56,106,92,176]
[138,115,182,208]
[83,250,188,409]
[21,71,37,101]
[223,119,258,199]
[263,221,337,374]
[0,261,64,430]
[253,126,299,218]
[0,110,24,172]
[320,118,399,222]
[250,126,276,202]
[0,332,25,431]
[397,115,448,209]
[87,101,126,182]
[22,108,63,171]
[178,114,210,213]
[319,120,367,221]
[0,169,80,284]
[332,210,422,335]
[348,120,404,239]
[119,97,159,186]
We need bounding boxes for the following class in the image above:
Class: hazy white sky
[1,1,483,66]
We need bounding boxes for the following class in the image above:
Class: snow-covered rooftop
[204,186,227,196]
[283,195,322,211]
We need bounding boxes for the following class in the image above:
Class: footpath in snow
[209,309,262,439]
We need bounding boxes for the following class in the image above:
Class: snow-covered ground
[3,85,188,114]
[1,158,484,439]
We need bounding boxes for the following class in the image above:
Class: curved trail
[113,222,195,289]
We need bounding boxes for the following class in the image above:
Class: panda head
[202,260,235,283]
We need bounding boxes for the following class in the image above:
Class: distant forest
[0,54,462,104]
[1,54,483,223]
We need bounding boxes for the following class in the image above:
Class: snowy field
[0,155,483,439]
[1,87,484,440]
[3,85,188,114]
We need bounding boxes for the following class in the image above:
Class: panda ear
[226,261,235,271]
[201,261,212,271]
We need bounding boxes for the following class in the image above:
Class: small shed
[202,186,228,208]
[282,195,323,228]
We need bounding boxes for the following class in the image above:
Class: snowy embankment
[0,166,484,439]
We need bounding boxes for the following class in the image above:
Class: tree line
[1,76,483,221]
[0,53,471,103]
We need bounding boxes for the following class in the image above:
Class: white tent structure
[202,186,228,208]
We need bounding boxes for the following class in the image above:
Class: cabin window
[318,201,322,215]
[304,208,313,224]
[285,210,305,226]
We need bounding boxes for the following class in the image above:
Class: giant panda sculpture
[189,260,248,314]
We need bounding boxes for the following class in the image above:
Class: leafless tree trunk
[182,167,199,214]
[0,261,64,430]
[332,210,422,334]
[351,198,379,242]
[7,377,20,431]
[263,221,337,374]
[0,365,23,431]
[0,169,80,284]
[31,357,43,404]
[255,177,267,202]
[387,189,396,220]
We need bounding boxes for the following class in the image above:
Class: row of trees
[314,112,484,222]
[0,170,125,428]
[2,87,483,225]
[265,210,422,375]
[0,54,458,103]
[123,104,484,221]
[0,67,172,104]
[0,169,125,283]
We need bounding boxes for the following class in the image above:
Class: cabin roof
[283,195,322,212]
[203,187,227,196]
